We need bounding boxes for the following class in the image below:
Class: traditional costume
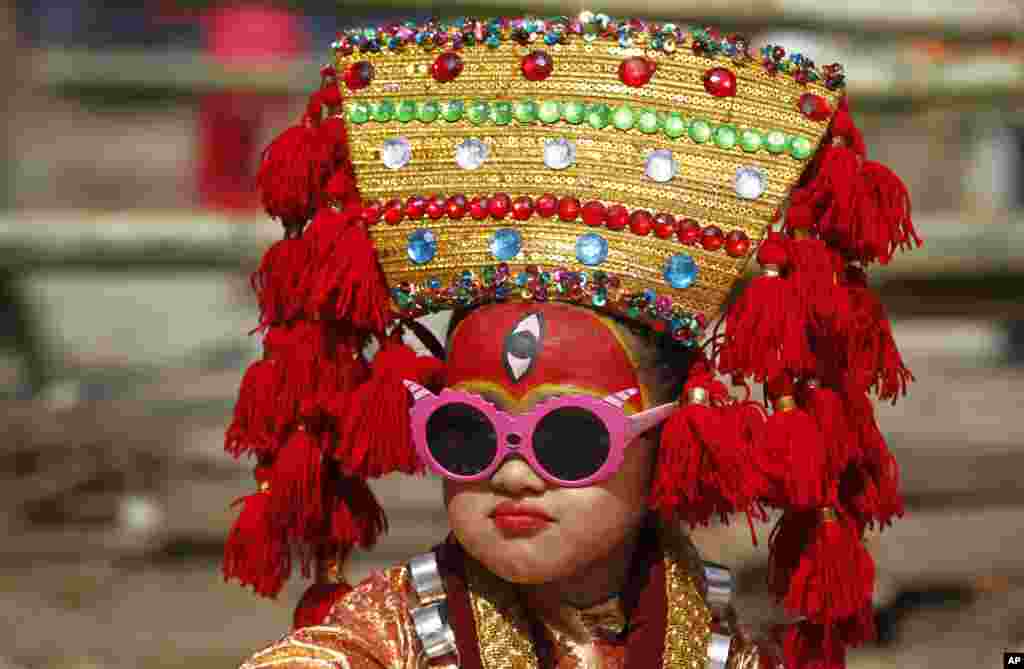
[224,13,921,669]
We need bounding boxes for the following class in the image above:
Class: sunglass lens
[426,402,497,477]
[533,407,610,482]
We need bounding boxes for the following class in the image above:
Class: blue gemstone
[663,254,698,289]
[576,233,609,266]
[407,229,437,265]
[516,272,528,286]
[643,288,657,303]
[427,277,441,289]
[490,228,522,261]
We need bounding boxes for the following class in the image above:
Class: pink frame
[403,381,677,487]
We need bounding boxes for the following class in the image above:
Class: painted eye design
[503,312,544,383]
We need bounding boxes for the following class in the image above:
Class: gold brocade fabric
[238,531,762,669]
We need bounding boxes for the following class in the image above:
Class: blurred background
[1,1,1023,668]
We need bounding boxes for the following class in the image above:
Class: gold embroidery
[466,558,540,669]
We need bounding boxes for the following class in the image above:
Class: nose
[490,454,547,496]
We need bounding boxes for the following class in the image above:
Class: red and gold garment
[240,524,767,669]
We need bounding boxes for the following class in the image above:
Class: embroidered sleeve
[239,567,426,669]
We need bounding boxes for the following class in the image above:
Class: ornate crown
[330,14,846,345]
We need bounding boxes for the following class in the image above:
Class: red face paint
[445,302,647,413]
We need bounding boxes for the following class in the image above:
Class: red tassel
[303,205,391,334]
[269,428,326,544]
[256,117,332,225]
[838,387,903,530]
[783,204,843,329]
[757,376,830,510]
[223,490,290,598]
[770,510,875,624]
[334,331,445,478]
[250,222,311,326]
[650,361,761,525]
[293,582,353,629]
[782,622,846,669]
[798,380,857,480]
[329,476,388,547]
[849,160,920,265]
[834,266,913,402]
[225,357,283,457]
[719,231,815,382]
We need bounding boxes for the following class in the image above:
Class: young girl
[225,13,919,669]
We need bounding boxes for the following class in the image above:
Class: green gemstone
[739,129,763,153]
[514,100,539,123]
[371,100,394,122]
[482,267,496,282]
[563,101,586,124]
[538,100,562,124]
[663,113,687,139]
[395,100,417,123]
[442,100,464,122]
[713,125,738,149]
[418,101,440,123]
[467,100,491,125]
[586,103,611,129]
[688,119,712,143]
[348,102,371,124]
[493,101,513,125]
[592,293,607,307]
[612,106,635,130]
[627,306,641,318]
[637,109,660,134]
[789,135,813,160]
[764,130,787,154]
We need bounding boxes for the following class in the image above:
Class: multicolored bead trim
[361,193,753,258]
[346,100,815,160]
[389,261,708,348]
[331,12,845,91]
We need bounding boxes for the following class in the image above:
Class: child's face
[441,302,658,584]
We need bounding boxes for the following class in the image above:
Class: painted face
[443,302,657,585]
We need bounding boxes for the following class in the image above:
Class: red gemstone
[536,194,558,218]
[362,199,383,225]
[582,201,607,227]
[606,205,629,231]
[405,196,427,220]
[619,57,656,87]
[725,230,751,257]
[343,61,374,90]
[629,211,653,236]
[489,193,512,219]
[701,225,724,251]
[703,67,737,97]
[431,52,464,83]
[384,199,404,225]
[446,194,468,219]
[521,50,554,81]
[676,218,701,245]
[512,196,535,220]
[557,197,581,222]
[653,213,676,239]
[469,196,490,220]
[425,195,446,220]
[798,93,832,121]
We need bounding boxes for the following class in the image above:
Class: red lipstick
[490,500,553,536]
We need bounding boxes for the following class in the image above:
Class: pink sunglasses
[403,381,677,487]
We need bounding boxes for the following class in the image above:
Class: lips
[490,500,553,536]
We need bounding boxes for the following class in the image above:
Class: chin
[477,541,580,585]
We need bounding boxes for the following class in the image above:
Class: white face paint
[503,312,544,383]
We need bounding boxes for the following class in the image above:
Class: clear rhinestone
[575,232,609,266]
[734,166,767,200]
[543,138,577,170]
[381,137,412,169]
[455,138,490,170]
[645,149,678,183]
